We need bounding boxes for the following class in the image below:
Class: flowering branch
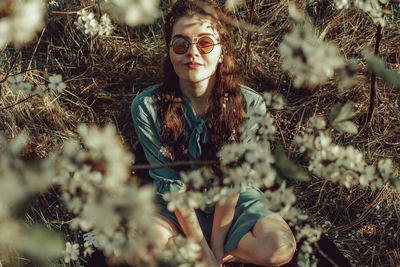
[132,160,217,170]
[0,95,35,112]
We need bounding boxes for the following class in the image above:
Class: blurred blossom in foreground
[100,0,161,26]
[7,75,46,96]
[295,117,394,190]
[160,235,203,267]
[333,0,387,27]
[296,224,322,267]
[56,124,159,264]
[279,21,344,88]
[0,0,46,49]
[0,133,62,263]
[63,242,79,263]
[75,10,114,36]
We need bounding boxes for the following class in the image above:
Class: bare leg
[153,215,177,245]
[226,214,296,266]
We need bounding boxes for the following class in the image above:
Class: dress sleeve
[131,92,185,197]
[242,89,267,143]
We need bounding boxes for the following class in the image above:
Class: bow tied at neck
[187,118,208,159]
[181,94,209,160]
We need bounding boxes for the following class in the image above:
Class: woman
[131,0,296,266]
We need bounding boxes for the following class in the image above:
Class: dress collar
[180,93,209,160]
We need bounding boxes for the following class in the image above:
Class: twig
[132,160,216,170]
[365,24,382,127]
[315,244,341,267]
[244,0,257,70]
[0,95,35,112]
[27,27,46,71]
[0,50,20,100]
[125,25,135,59]
[0,51,20,84]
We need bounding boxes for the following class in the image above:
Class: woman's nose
[186,43,200,56]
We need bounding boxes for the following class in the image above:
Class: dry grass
[0,0,399,266]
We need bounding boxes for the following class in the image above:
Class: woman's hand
[210,239,224,265]
[200,238,221,267]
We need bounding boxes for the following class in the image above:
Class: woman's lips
[184,62,202,69]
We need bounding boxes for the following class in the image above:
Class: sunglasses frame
[169,36,221,55]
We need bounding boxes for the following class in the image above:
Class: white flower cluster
[75,10,114,36]
[263,92,286,110]
[217,108,277,190]
[160,235,203,267]
[48,74,67,93]
[6,73,67,97]
[76,124,133,187]
[257,182,309,226]
[163,168,238,214]
[55,123,159,264]
[295,117,394,189]
[0,133,59,260]
[100,0,161,26]
[333,0,387,27]
[279,22,344,88]
[62,242,79,263]
[279,4,344,88]
[0,0,46,49]
[7,75,44,96]
[296,224,322,267]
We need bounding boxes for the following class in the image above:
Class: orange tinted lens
[197,36,214,54]
[172,38,188,54]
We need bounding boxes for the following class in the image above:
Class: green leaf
[9,193,38,220]
[24,224,64,266]
[333,121,358,134]
[274,143,310,182]
[333,102,355,123]
[366,55,400,88]
[329,103,342,123]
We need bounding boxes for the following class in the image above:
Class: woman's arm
[174,208,204,242]
[175,208,220,267]
[210,193,240,263]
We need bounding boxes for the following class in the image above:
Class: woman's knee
[253,215,296,266]
[153,216,176,245]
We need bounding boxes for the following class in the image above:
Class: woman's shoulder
[131,83,162,109]
[238,84,265,108]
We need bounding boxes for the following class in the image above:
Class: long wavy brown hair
[156,0,246,161]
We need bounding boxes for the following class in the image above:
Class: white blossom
[296,224,322,267]
[0,0,46,49]
[55,124,159,264]
[307,116,327,132]
[160,236,203,266]
[7,75,36,95]
[259,182,296,216]
[100,0,161,27]
[48,74,67,93]
[263,92,286,110]
[295,121,386,189]
[63,242,79,263]
[279,19,344,88]
[75,10,114,36]
[333,0,387,27]
[378,158,394,180]
[160,145,173,160]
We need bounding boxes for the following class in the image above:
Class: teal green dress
[131,83,273,252]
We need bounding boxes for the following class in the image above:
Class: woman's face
[169,14,222,84]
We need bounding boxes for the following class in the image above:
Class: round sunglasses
[169,36,221,55]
